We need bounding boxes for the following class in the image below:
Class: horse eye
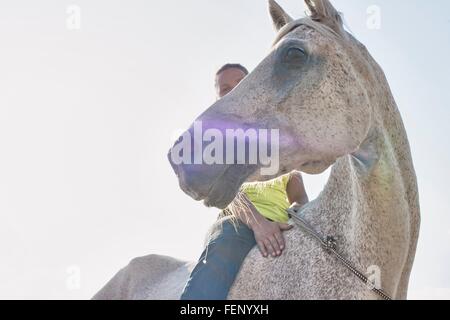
[284,47,307,64]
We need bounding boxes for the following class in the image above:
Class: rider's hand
[250,218,293,258]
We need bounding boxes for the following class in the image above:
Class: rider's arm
[286,171,309,207]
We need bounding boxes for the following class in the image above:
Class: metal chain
[287,208,392,301]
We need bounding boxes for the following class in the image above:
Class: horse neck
[309,88,419,295]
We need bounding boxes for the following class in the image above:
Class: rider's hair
[216,64,249,77]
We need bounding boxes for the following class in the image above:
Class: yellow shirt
[239,173,293,223]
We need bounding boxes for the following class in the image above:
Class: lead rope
[287,208,392,301]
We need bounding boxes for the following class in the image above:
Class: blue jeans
[180,219,257,300]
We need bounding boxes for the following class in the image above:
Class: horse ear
[269,0,293,31]
[304,0,344,34]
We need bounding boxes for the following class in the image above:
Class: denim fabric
[180,219,257,300]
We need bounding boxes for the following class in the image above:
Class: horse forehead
[281,26,316,42]
[278,25,367,70]
[273,18,340,46]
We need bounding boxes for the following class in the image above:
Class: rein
[287,207,392,301]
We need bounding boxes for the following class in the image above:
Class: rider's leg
[180,219,256,300]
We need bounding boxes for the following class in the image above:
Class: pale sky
[0,0,449,299]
